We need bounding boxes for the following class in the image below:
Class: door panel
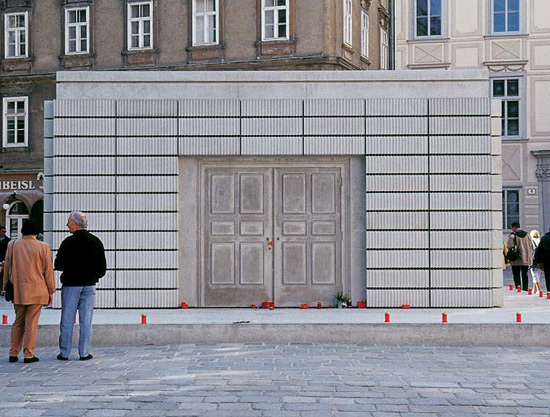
[203,167,273,306]
[274,168,342,306]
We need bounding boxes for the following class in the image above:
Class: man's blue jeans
[59,285,96,358]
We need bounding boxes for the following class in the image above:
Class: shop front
[0,172,44,239]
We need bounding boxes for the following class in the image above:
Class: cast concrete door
[274,168,342,306]
[202,165,343,307]
[203,168,273,306]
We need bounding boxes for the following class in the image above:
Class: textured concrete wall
[47,70,501,308]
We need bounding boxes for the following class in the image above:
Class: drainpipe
[389,0,395,70]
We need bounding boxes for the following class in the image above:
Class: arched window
[6,201,29,239]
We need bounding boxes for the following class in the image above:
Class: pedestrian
[535,227,550,292]
[55,211,106,361]
[0,225,10,261]
[0,225,10,296]
[507,221,533,291]
[530,230,542,294]
[2,220,55,363]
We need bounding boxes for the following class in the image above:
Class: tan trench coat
[2,236,55,305]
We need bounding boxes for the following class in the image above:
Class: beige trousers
[10,304,43,359]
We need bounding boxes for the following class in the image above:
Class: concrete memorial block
[243,137,302,155]
[431,270,494,288]
[46,70,501,308]
[366,289,430,308]
[430,135,491,154]
[367,270,429,288]
[366,231,429,249]
[117,271,178,288]
[366,136,428,155]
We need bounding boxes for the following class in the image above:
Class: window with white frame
[361,10,369,57]
[502,188,521,230]
[343,0,352,46]
[415,0,442,38]
[262,0,288,40]
[128,1,152,49]
[65,7,89,54]
[492,78,520,138]
[380,28,388,70]
[492,0,520,34]
[193,0,219,45]
[2,97,28,148]
[4,12,28,58]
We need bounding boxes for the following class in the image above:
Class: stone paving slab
[1,344,549,417]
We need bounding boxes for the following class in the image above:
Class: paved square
[1,344,549,416]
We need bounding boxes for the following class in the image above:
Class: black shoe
[57,354,68,361]
[79,354,93,361]
[9,356,18,363]
[23,357,39,363]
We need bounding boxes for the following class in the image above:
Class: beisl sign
[1,180,36,190]
[0,173,43,191]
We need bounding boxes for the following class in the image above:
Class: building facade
[394,0,550,234]
[45,70,502,309]
[0,0,391,238]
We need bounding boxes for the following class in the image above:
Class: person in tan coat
[507,221,533,292]
[2,220,55,363]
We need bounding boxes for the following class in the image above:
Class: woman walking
[2,220,55,363]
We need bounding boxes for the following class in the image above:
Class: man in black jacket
[55,211,106,361]
[0,225,10,261]
[535,228,550,292]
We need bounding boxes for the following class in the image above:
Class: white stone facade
[45,70,502,308]
[395,0,550,234]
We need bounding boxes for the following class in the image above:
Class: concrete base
[0,323,548,347]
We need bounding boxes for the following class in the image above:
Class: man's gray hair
[70,211,88,229]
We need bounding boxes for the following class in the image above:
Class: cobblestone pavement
[1,344,550,417]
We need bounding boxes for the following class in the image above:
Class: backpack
[506,233,520,262]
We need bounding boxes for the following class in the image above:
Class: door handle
[267,239,274,251]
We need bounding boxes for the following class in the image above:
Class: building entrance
[201,163,345,307]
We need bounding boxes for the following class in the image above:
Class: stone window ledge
[1,57,33,72]
[59,53,95,69]
[122,49,159,67]
[186,44,225,63]
[255,38,296,57]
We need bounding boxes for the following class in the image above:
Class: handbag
[4,240,14,303]
[4,280,13,302]
[506,234,520,262]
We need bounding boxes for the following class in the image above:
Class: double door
[202,164,343,307]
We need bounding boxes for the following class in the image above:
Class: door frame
[179,156,361,307]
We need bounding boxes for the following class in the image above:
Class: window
[262,0,288,40]
[380,28,388,70]
[502,188,520,230]
[492,78,520,138]
[4,12,28,58]
[2,97,28,148]
[65,7,89,54]
[343,0,352,46]
[415,0,442,38]
[492,0,520,34]
[128,1,152,50]
[361,10,369,57]
[193,0,219,45]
